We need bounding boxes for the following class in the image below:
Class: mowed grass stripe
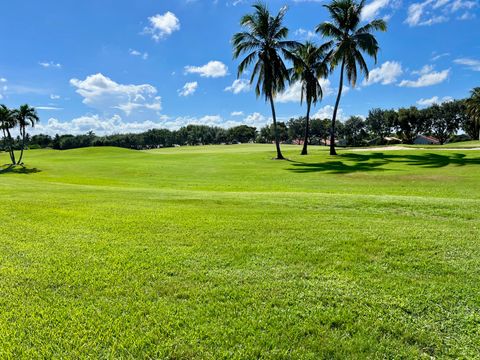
[0,145,479,358]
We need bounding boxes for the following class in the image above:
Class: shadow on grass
[0,164,41,175]
[289,152,480,174]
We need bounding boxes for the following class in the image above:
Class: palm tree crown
[288,41,330,107]
[316,0,387,155]
[232,2,299,159]
[286,41,330,154]
[317,0,387,86]
[13,104,39,164]
[14,104,39,129]
[233,3,298,99]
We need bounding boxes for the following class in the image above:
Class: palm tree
[0,105,17,165]
[13,104,39,165]
[286,41,330,155]
[465,87,480,140]
[316,0,387,155]
[233,2,298,160]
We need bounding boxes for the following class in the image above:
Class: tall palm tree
[13,104,39,165]
[316,0,387,155]
[465,87,480,140]
[233,2,298,160]
[286,41,330,155]
[0,105,17,165]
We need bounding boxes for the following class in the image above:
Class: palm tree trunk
[330,58,346,156]
[5,128,15,165]
[17,126,25,165]
[301,101,311,155]
[269,95,285,160]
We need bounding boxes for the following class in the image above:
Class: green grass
[1,145,479,359]
[403,140,480,149]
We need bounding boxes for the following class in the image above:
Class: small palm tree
[13,104,39,164]
[317,0,387,155]
[465,87,480,140]
[286,41,330,155]
[0,105,17,165]
[233,2,299,160]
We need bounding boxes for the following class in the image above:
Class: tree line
[1,95,477,153]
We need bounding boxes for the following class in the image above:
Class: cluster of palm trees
[0,104,39,165]
[233,0,387,158]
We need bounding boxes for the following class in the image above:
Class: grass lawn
[1,144,479,359]
[403,140,480,149]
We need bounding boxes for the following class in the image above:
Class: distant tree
[30,134,53,148]
[311,118,330,145]
[465,87,480,140]
[13,104,39,164]
[287,117,306,142]
[233,2,299,159]
[286,41,329,155]
[365,108,393,142]
[0,105,17,164]
[396,107,426,144]
[426,102,462,145]
[316,0,387,155]
[343,116,367,146]
[227,125,257,143]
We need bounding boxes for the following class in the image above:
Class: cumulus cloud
[405,0,477,26]
[362,61,403,86]
[312,105,345,120]
[276,79,333,103]
[294,28,318,41]
[178,81,198,97]
[361,0,390,20]
[144,12,180,41]
[31,111,273,136]
[417,95,454,106]
[70,73,162,116]
[185,61,228,78]
[225,79,250,94]
[398,66,450,87]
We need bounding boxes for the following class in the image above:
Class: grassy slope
[404,140,480,149]
[0,145,479,359]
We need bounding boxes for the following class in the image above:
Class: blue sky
[0,0,478,135]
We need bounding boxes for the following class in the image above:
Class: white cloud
[185,61,228,78]
[398,67,450,87]
[39,61,62,69]
[294,28,318,41]
[231,111,244,116]
[144,12,180,41]
[50,94,61,100]
[225,79,250,94]
[405,0,477,26]
[361,0,390,20]
[276,79,333,103]
[70,73,162,116]
[454,57,480,71]
[178,81,198,97]
[129,49,148,60]
[36,106,63,110]
[31,110,273,136]
[363,61,403,86]
[417,95,454,106]
[312,105,345,120]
